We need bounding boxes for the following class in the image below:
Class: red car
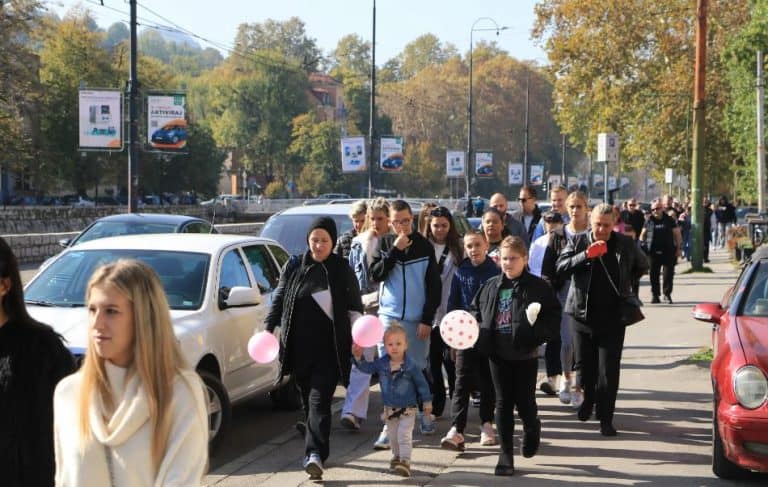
[693,247,768,479]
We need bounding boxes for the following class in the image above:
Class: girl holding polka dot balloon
[470,236,561,476]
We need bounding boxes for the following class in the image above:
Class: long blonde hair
[79,259,188,475]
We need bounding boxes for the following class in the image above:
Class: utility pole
[523,72,530,187]
[127,0,139,213]
[757,50,765,214]
[367,0,376,198]
[690,0,707,270]
[561,133,566,184]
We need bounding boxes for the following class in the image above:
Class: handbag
[598,257,645,326]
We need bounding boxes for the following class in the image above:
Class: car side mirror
[58,238,72,248]
[692,302,725,324]
[222,286,261,308]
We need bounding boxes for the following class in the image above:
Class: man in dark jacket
[640,198,680,304]
[489,192,527,241]
[556,203,649,437]
[510,186,542,246]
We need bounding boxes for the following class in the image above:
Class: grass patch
[682,266,714,274]
[688,347,714,363]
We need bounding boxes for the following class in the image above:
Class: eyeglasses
[392,218,413,226]
[518,197,529,202]
[430,207,450,218]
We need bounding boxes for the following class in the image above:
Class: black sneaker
[494,452,515,476]
[651,296,660,304]
[295,421,306,436]
[663,295,673,304]
[522,418,541,458]
[539,381,557,396]
[600,421,618,436]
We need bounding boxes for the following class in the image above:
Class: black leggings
[488,356,538,454]
[428,326,456,416]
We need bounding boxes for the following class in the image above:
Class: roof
[91,213,208,224]
[69,233,279,254]
[275,203,357,216]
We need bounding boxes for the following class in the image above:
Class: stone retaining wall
[3,222,265,265]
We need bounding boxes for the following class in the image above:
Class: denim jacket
[353,353,432,408]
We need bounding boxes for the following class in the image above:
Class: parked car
[692,245,768,478]
[25,234,298,448]
[58,213,218,249]
[261,203,356,256]
[303,193,353,205]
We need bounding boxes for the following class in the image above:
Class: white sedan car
[24,233,298,448]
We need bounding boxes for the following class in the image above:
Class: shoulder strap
[598,256,621,297]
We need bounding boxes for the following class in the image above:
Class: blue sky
[47,0,548,65]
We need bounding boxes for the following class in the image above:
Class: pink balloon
[440,310,479,350]
[352,315,384,348]
[248,331,279,363]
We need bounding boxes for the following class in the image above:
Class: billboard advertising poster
[530,164,544,186]
[78,90,123,150]
[446,150,465,178]
[567,176,579,190]
[593,174,604,188]
[341,136,367,173]
[148,94,187,150]
[508,163,523,185]
[475,151,493,178]
[380,136,404,172]
[548,175,562,189]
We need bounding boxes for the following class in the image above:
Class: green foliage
[233,17,322,72]
[687,347,714,362]
[291,113,346,196]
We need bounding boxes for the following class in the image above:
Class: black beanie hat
[307,216,338,245]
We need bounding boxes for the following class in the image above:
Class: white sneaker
[480,422,497,446]
[373,427,390,450]
[558,380,571,405]
[571,389,584,409]
[440,426,466,451]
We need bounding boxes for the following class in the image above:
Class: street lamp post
[467,18,508,198]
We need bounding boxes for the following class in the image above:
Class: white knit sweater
[53,362,209,486]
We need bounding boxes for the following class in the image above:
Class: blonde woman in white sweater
[54,259,208,487]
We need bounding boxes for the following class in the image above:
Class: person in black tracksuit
[471,236,561,476]
[556,204,649,437]
[640,201,679,303]
[266,217,363,480]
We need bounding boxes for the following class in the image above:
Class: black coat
[470,270,561,361]
[265,251,363,387]
[555,231,649,325]
[0,319,75,487]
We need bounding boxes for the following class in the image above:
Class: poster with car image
[446,150,465,178]
[380,137,404,171]
[147,94,187,150]
[78,89,123,150]
[475,151,493,178]
[341,136,366,173]
[508,163,523,185]
[530,164,544,186]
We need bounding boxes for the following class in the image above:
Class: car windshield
[25,249,210,310]
[260,214,352,256]
[74,221,178,245]
[740,261,768,317]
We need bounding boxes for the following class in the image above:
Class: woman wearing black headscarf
[0,237,75,486]
[266,217,363,480]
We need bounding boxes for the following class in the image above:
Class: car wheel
[198,369,232,451]
[270,375,302,411]
[712,401,748,479]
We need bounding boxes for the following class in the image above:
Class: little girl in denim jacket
[352,324,432,477]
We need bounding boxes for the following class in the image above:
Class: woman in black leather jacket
[555,203,648,436]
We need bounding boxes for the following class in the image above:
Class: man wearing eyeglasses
[620,198,645,241]
[510,186,542,246]
[640,198,681,304]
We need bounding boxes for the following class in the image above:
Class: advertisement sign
[597,132,619,162]
[341,136,366,173]
[548,175,562,189]
[567,176,580,190]
[475,151,493,178]
[608,176,617,190]
[380,136,404,172]
[446,150,465,178]
[78,90,123,150]
[147,94,187,151]
[593,174,604,188]
[530,164,544,186]
[664,168,674,184]
[508,163,523,185]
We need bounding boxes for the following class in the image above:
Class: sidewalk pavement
[204,247,763,486]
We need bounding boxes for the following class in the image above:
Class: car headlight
[733,365,768,409]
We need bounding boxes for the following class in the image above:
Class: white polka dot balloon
[440,310,479,350]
